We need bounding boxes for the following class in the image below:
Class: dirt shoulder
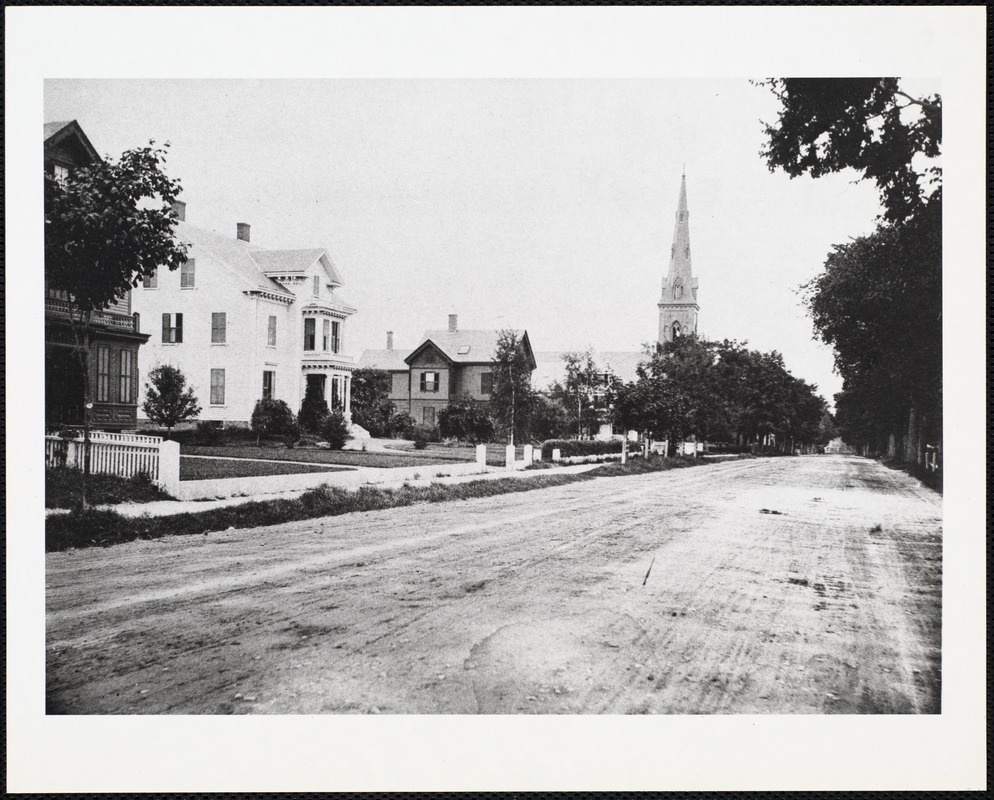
[46,455,941,714]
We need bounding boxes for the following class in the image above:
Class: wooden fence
[45,434,163,482]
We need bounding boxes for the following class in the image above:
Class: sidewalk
[46,462,604,519]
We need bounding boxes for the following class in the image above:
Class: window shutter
[162,313,170,342]
[176,313,183,343]
[420,373,426,392]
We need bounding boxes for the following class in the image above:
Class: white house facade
[132,204,357,426]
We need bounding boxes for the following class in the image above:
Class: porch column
[344,375,352,421]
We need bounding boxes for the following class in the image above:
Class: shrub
[387,412,417,439]
[298,382,331,433]
[438,396,496,443]
[412,425,430,450]
[320,411,352,450]
[250,398,298,444]
[540,438,627,460]
[196,420,224,446]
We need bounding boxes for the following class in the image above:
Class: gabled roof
[252,249,344,286]
[175,221,294,298]
[407,329,537,370]
[356,348,411,371]
[44,119,100,164]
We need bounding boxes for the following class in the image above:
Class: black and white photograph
[6,5,986,793]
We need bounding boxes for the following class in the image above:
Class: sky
[44,77,901,405]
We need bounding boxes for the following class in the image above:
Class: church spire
[658,171,700,344]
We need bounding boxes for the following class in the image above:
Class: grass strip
[46,467,175,509]
[45,455,741,552]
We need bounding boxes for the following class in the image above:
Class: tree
[45,141,187,501]
[350,367,396,437]
[529,393,573,442]
[759,78,942,467]
[438,394,496,443]
[757,78,941,224]
[490,329,534,444]
[554,349,602,438]
[298,380,330,433]
[142,365,201,436]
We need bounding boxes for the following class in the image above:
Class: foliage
[551,349,604,438]
[45,467,174,509]
[490,329,535,444]
[540,439,627,460]
[438,394,496,442]
[528,394,573,441]
[757,78,941,224]
[411,424,440,450]
[350,368,397,437]
[250,398,299,444]
[45,141,188,314]
[610,336,827,451]
[387,412,418,440]
[142,365,202,433]
[320,410,352,450]
[195,420,224,446]
[299,381,331,434]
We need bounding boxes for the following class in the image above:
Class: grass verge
[182,445,459,469]
[45,454,744,552]
[180,457,350,481]
[46,467,175,509]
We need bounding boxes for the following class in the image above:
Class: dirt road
[46,455,942,714]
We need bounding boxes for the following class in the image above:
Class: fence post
[158,440,181,494]
[552,448,561,463]
[476,444,487,468]
[523,444,533,466]
[505,444,515,470]
[621,438,627,464]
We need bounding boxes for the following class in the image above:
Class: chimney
[448,314,458,333]
[386,331,394,350]
[171,200,186,221]
[236,222,251,242]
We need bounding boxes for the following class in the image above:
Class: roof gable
[175,222,294,298]
[404,339,453,367]
[252,249,345,286]
[44,120,100,166]
[416,328,536,369]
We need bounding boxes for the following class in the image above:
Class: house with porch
[357,315,536,427]
[131,206,358,427]
[44,120,151,431]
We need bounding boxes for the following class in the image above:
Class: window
[672,322,681,339]
[143,267,158,289]
[480,372,493,395]
[331,320,341,354]
[210,369,226,405]
[118,349,134,404]
[313,275,320,297]
[423,406,435,426]
[211,312,227,344]
[303,318,316,351]
[96,346,111,402]
[420,371,439,393]
[331,376,343,410]
[180,259,196,288]
[262,370,275,400]
[53,164,70,185]
[268,315,277,346]
[162,312,183,343]
[322,319,330,351]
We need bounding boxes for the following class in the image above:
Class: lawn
[182,444,462,469]
[180,457,352,482]
[384,441,526,467]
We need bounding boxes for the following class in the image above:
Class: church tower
[658,171,700,344]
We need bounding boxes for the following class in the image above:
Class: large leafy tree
[553,349,602,438]
[759,78,941,462]
[490,329,534,444]
[45,141,187,501]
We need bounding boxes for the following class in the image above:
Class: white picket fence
[45,433,164,482]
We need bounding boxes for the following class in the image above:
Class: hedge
[541,439,628,460]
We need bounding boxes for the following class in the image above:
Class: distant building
[357,315,536,427]
[131,207,357,426]
[44,120,151,431]
[658,171,700,344]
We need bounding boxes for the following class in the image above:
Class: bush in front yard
[320,411,352,450]
[298,382,331,434]
[438,395,496,443]
[250,398,299,445]
[540,438,626,460]
[388,412,418,439]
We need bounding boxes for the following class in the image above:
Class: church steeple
[658,171,700,344]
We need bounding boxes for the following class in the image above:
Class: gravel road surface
[46,455,941,714]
